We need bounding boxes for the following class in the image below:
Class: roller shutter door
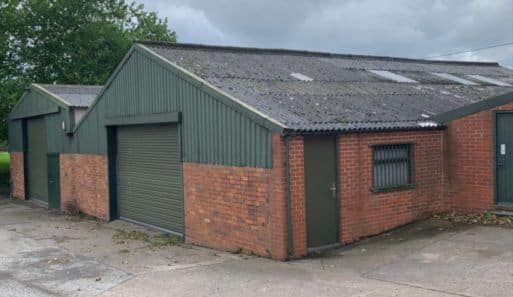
[117,124,183,234]
[27,117,48,203]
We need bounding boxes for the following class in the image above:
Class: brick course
[183,133,288,260]
[338,130,445,244]
[445,101,513,212]
[60,154,109,220]
[9,152,25,200]
[288,136,307,258]
[267,134,289,260]
[9,100,513,260]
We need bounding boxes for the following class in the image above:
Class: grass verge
[0,151,9,188]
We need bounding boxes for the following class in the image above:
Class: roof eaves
[286,126,445,135]
[38,83,103,89]
[284,120,444,135]
[31,84,102,107]
[136,43,288,132]
[432,91,513,123]
[31,83,72,107]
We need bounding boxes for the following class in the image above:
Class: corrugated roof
[37,84,102,107]
[140,41,513,132]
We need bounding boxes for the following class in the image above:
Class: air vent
[431,73,477,85]
[290,73,313,81]
[466,75,511,87]
[369,70,418,83]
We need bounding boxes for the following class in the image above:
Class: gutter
[283,124,444,136]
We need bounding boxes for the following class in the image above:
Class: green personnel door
[496,113,513,205]
[116,124,184,235]
[304,135,339,249]
[26,117,48,204]
[47,154,61,209]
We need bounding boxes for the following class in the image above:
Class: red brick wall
[183,133,288,260]
[338,130,445,244]
[60,154,109,220]
[445,101,513,212]
[268,134,289,260]
[8,100,512,259]
[9,152,25,200]
[288,136,307,258]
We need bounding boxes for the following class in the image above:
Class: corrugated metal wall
[45,112,73,153]
[8,89,70,153]
[8,119,23,151]
[73,49,273,168]
[10,90,61,120]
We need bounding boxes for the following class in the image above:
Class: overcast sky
[139,0,513,68]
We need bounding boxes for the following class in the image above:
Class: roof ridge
[38,83,103,88]
[137,40,501,67]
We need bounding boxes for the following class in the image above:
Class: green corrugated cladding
[9,48,274,167]
[7,119,23,151]
[10,89,61,120]
[72,48,273,168]
[8,88,71,153]
[45,112,74,153]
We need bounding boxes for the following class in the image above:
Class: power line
[425,41,513,59]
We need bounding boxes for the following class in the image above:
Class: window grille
[372,144,413,190]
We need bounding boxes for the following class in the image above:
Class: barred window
[372,144,413,190]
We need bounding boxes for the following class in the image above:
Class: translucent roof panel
[369,70,418,83]
[466,75,512,87]
[431,72,477,85]
[290,72,313,81]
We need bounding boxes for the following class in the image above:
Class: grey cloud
[140,0,513,67]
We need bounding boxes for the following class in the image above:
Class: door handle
[330,183,337,199]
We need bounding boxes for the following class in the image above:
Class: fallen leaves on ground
[434,212,513,227]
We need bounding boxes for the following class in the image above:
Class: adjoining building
[8,42,513,259]
[9,84,101,209]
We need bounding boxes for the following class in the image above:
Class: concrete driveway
[1,197,512,297]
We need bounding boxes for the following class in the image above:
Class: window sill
[370,184,416,193]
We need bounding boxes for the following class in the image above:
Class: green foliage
[0,0,177,142]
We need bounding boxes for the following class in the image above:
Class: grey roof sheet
[141,42,513,131]
[37,84,102,107]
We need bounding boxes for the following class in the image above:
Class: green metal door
[47,154,60,209]
[117,124,184,234]
[496,113,513,205]
[26,117,48,203]
[304,136,339,249]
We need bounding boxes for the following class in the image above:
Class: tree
[0,0,177,143]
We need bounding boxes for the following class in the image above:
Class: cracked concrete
[1,197,512,297]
